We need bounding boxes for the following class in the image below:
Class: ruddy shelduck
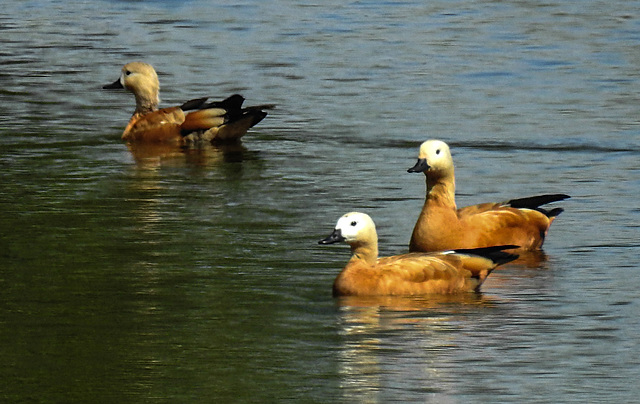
[104,62,274,144]
[319,212,518,297]
[407,140,570,253]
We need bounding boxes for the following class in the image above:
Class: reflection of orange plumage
[104,62,273,144]
[408,140,569,253]
[319,212,518,297]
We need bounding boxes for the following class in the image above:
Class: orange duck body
[104,62,273,144]
[319,212,517,297]
[407,140,569,253]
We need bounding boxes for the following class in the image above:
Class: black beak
[407,158,430,173]
[318,228,345,245]
[103,78,123,90]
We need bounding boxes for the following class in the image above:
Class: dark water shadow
[507,249,549,268]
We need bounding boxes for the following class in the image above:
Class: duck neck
[349,242,378,267]
[426,172,457,210]
[133,89,159,114]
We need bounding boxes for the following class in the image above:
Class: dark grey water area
[1,0,639,402]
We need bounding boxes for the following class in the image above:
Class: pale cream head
[334,212,377,245]
[418,140,452,168]
[119,62,160,111]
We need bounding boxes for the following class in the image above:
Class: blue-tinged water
[0,0,639,402]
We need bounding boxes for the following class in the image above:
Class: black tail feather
[546,207,564,218]
[180,94,245,111]
[505,194,570,209]
[248,110,268,127]
[181,94,274,118]
[180,97,210,111]
[202,94,245,110]
[452,245,519,265]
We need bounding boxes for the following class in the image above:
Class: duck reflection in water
[125,142,248,169]
[334,292,502,402]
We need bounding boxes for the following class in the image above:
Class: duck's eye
[350,221,357,226]
[436,149,441,155]
[124,70,132,76]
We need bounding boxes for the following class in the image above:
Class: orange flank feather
[180,107,227,133]
[407,140,569,253]
[319,212,517,297]
[122,107,185,143]
[104,62,273,144]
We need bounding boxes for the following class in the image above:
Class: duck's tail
[505,194,570,209]
[447,245,519,291]
[504,193,570,218]
[453,245,520,266]
[180,94,274,142]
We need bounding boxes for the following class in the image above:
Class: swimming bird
[319,212,518,297]
[103,62,274,144]
[407,139,570,253]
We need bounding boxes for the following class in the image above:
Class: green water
[1,0,640,402]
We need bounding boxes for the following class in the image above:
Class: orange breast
[122,107,185,143]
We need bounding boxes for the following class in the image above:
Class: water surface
[1,0,639,402]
